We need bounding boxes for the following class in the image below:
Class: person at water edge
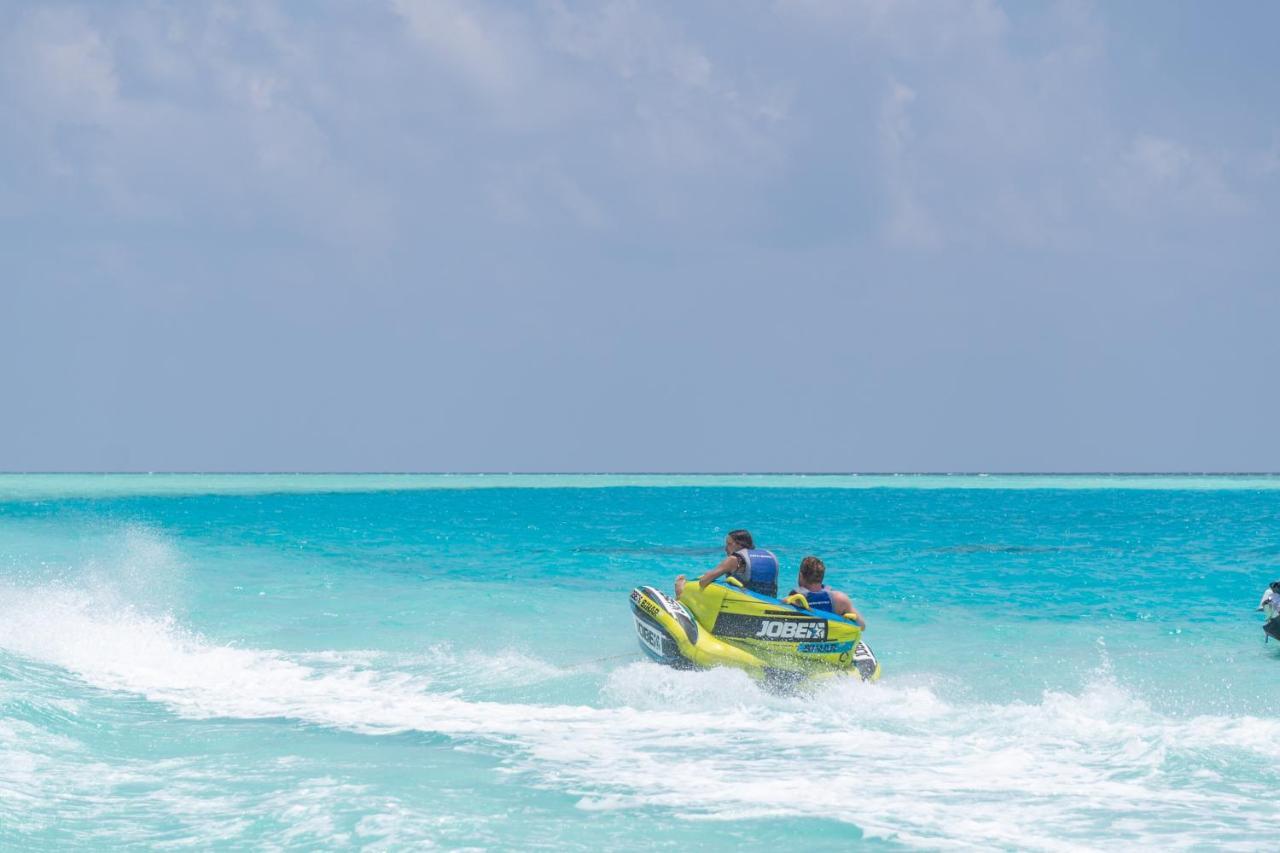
[673,529,778,599]
[786,556,865,628]
[1256,581,1280,619]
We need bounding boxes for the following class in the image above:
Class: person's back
[674,529,779,599]
[726,535,779,598]
[789,556,864,628]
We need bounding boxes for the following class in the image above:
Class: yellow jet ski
[629,577,881,685]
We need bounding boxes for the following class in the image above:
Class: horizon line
[3,471,1280,477]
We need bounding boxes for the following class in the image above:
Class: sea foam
[2,575,1277,850]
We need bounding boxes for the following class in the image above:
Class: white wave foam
[295,644,580,694]
[410,643,578,688]
[3,577,1280,850]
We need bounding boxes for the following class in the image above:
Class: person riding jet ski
[784,556,865,629]
[634,537,881,683]
[674,529,778,599]
[1258,581,1280,641]
[1258,581,1280,618]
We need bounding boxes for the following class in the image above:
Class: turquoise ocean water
[2,474,1278,849]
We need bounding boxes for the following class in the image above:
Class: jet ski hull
[629,582,881,683]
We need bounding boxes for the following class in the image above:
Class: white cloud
[0,0,1267,257]
[0,3,399,248]
[1130,135,1192,184]
[777,0,1009,60]
[5,8,119,122]
[0,0,799,246]
[879,80,939,249]
[539,0,790,222]
[777,0,1102,249]
[777,0,1262,249]
[546,1,713,90]
[1107,134,1245,220]
[389,0,792,229]
[481,161,606,230]
[391,0,526,97]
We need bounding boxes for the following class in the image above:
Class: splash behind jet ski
[629,577,880,685]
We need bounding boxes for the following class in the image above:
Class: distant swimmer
[674,529,779,599]
[786,556,865,628]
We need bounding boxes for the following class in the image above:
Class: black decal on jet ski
[713,613,827,641]
[853,642,879,680]
[634,595,661,620]
[630,607,679,660]
[635,618,669,657]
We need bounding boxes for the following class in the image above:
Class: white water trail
[2,563,1279,849]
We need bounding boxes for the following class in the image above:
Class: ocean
[1,474,1277,849]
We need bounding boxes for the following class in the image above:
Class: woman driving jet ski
[674,529,778,599]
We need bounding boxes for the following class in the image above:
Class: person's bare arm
[832,591,865,628]
[699,555,740,589]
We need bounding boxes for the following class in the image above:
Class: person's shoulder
[713,553,741,573]
[832,589,853,605]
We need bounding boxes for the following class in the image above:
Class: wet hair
[1271,581,1280,593]
[726,529,754,550]
[799,556,826,584]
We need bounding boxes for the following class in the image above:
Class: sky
[1,0,1278,473]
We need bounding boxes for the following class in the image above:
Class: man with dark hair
[674,529,779,598]
[787,556,865,628]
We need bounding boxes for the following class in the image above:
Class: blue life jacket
[791,585,834,612]
[732,548,778,597]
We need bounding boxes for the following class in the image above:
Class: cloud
[9,7,119,121]
[1130,135,1191,183]
[775,0,1268,251]
[482,160,606,229]
[778,0,1010,60]
[540,1,790,190]
[391,0,528,97]
[384,0,792,231]
[0,3,397,246]
[2,0,1279,471]
[878,80,939,249]
[1106,134,1246,220]
[0,1,1271,256]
